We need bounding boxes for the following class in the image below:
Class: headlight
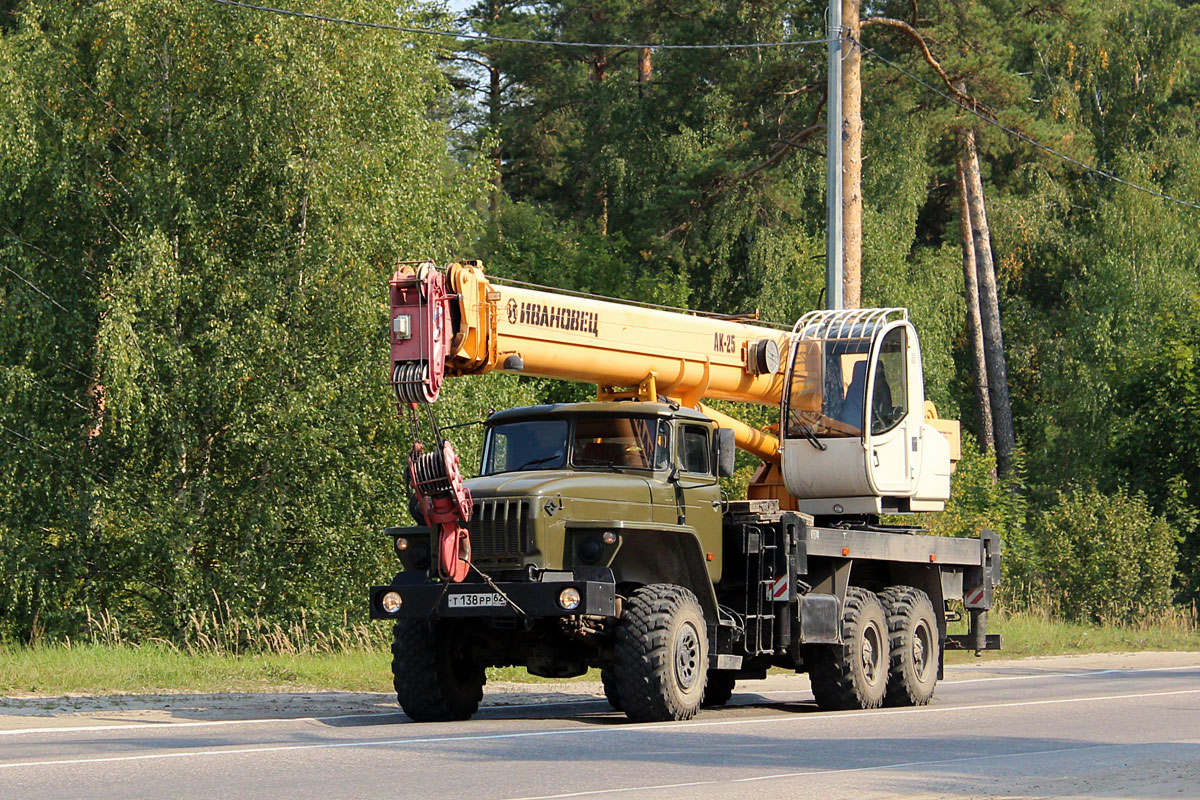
[395,537,409,553]
[578,537,604,563]
[558,587,581,611]
[409,542,431,569]
[381,591,403,613]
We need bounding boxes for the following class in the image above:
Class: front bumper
[368,573,617,620]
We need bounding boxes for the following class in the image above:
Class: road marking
[2,664,1196,737]
[501,742,1174,800]
[743,663,1200,698]
[943,663,1200,685]
[0,710,407,737]
[1,688,1197,771]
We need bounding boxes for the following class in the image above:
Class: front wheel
[612,584,709,722]
[805,587,889,710]
[702,670,737,707]
[391,619,485,722]
[600,666,622,711]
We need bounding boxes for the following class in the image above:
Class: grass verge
[2,610,1196,698]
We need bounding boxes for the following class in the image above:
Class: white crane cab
[780,308,955,517]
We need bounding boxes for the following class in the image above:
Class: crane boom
[390,261,791,461]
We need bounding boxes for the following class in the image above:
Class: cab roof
[486,402,711,426]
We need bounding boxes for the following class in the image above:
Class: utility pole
[825,1,844,310]
[841,0,862,310]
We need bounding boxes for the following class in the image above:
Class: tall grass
[78,597,391,658]
[3,600,1196,697]
[946,603,1200,661]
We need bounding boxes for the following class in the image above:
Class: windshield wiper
[514,454,563,471]
[572,459,621,471]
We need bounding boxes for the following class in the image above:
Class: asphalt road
[2,656,1199,800]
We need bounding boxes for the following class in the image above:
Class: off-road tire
[702,670,737,707]
[879,585,938,706]
[391,619,485,722]
[806,587,889,710]
[613,584,709,722]
[600,666,622,711]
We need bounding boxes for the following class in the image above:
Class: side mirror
[715,428,736,478]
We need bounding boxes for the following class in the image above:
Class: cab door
[675,422,723,580]
[865,323,916,495]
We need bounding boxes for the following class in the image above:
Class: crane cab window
[572,417,666,470]
[785,339,872,439]
[870,328,908,435]
[679,425,711,475]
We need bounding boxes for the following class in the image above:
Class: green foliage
[920,438,1032,600]
[0,0,485,642]
[1032,485,1178,623]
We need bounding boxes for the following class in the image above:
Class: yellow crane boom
[393,260,789,462]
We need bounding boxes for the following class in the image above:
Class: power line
[1,262,75,315]
[205,0,829,51]
[855,40,1200,212]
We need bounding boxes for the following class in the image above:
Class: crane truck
[368,260,1001,723]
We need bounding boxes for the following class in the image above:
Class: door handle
[872,450,880,467]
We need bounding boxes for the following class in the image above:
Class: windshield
[481,416,668,475]
[572,417,668,470]
[482,419,569,474]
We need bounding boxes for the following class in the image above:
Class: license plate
[447,592,507,609]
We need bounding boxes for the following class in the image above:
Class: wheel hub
[861,624,881,683]
[675,622,701,690]
[913,621,931,676]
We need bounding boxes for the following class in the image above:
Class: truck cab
[387,402,729,594]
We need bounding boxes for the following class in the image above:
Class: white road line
[1,688,1198,771]
[2,662,1190,738]
[500,742,1151,800]
[0,711,405,737]
[2,664,1196,737]
[0,700,611,737]
[943,663,1200,685]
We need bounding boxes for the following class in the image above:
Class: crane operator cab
[780,308,955,517]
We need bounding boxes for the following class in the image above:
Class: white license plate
[447,592,507,609]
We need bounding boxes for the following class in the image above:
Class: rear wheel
[391,619,485,722]
[806,587,889,710]
[879,586,939,706]
[613,584,709,722]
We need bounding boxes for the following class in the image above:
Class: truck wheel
[806,587,889,710]
[600,667,622,711]
[702,670,736,707]
[879,586,938,706]
[613,584,709,722]
[391,619,485,722]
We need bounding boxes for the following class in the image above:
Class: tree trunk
[956,148,995,461]
[593,48,607,235]
[488,0,502,218]
[638,47,651,98]
[960,125,1016,475]
[841,0,863,309]
[488,62,502,219]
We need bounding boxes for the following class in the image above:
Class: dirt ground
[1,650,1197,731]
